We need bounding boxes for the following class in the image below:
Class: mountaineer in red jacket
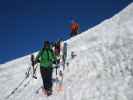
[70,19,79,37]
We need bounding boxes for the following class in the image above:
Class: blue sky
[0,0,132,63]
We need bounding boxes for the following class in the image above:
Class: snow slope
[0,2,133,100]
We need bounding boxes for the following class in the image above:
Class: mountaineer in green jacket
[34,41,56,96]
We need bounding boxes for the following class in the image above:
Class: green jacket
[35,48,56,68]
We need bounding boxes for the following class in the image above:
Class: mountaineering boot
[47,88,52,96]
[41,88,48,96]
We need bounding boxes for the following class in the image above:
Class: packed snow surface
[0,2,133,100]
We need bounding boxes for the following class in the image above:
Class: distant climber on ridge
[70,19,79,37]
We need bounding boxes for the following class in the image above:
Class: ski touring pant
[70,31,78,37]
[40,67,53,91]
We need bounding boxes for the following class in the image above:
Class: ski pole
[33,64,38,79]
[5,69,30,100]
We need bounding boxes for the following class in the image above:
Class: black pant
[70,31,78,37]
[40,67,53,91]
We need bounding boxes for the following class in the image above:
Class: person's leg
[74,31,78,36]
[44,68,49,91]
[47,68,53,94]
[40,67,48,91]
[70,31,77,37]
[49,68,53,90]
[70,32,74,37]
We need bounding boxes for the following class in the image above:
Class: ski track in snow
[0,2,133,100]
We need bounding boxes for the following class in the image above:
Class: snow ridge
[0,2,133,100]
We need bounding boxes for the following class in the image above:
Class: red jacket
[70,22,79,32]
